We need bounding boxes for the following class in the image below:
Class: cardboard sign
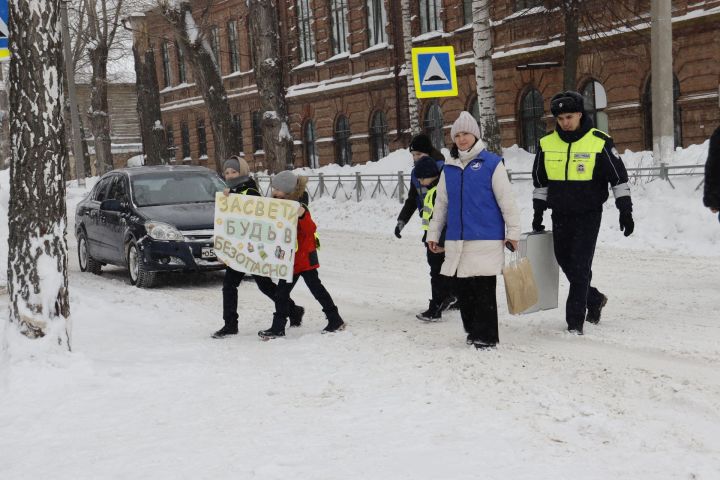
[213,193,298,281]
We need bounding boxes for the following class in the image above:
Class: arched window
[423,101,444,151]
[334,115,352,166]
[643,75,682,149]
[304,120,318,168]
[369,111,389,162]
[582,80,609,132]
[520,88,545,153]
[469,97,481,124]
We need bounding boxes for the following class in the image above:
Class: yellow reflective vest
[540,128,608,181]
[421,186,437,231]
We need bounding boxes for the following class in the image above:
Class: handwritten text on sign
[213,193,298,281]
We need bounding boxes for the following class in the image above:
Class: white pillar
[650,0,674,166]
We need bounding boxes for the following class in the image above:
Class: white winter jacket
[427,140,521,277]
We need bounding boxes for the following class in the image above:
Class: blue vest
[444,151,505,241]
[411,160,445,214]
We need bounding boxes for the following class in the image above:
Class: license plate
[201,246,216,259]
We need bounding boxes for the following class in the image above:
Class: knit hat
[414,156,440,179]
[550,91,585,116]
[271,170,298,194]
[409,134,434,155]
[223,156,250,176]
[450,111,481,141]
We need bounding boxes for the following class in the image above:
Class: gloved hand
[619,210,634,237]
[532,209,545,232]
[394,220,405,239]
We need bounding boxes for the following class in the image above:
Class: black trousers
[222,267,296,325]
[272,269,339,330]
[551,210,605,330]
[453,275,499,344]
[426,246,453,307]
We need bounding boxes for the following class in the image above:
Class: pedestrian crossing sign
[411,46,458,99]
[0,0,8,61]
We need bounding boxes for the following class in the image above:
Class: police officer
[532,91,634,334]
[703,125,720,218]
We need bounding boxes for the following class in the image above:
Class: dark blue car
[75,165,227,288]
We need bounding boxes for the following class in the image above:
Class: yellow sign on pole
[411,46,458,99]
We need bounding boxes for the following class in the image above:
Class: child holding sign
[212,157,305,339]
[258,171,345,339]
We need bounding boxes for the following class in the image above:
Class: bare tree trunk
[248,0,294,173]
[160,2,238,172]
[132,18,169,166]
[562,0,580,91]
[87,41,114,174]
[400,0,420,135]
[7,0,71,348]
[472,0,502,155]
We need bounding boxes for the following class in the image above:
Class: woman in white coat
[427,111,520,349]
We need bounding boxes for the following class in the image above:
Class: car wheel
[78,230,102,275]
[127,241,157,288]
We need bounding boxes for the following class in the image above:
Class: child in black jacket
[212,156,305,338]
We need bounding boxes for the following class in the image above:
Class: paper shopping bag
[502,256,539,315]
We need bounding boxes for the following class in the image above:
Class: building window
[330,0,349,55]
[227,20,240,72]
[161,42,171,87]
[246,22,255,69]
[463,0,473,25]
[643,75,682,149]
[514,0,543,11]
[582,80,609,133]
[334,115,352,166]
[210,26,220,68]
[176,43,186,84]
[423,101,444,151]
[520,88,545,154]
[166,124,175,161]
[297,0,316,62]
[419,0,442,33]
[369,111,389,162]
[252,111,263,152]
[231,113,243,155]
[304,120,318,168]
[197,119,207,157]
[180,121,191,159]
[367,0,387,46]
[470,97,481,124]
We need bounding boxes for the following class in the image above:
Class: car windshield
[131,171,226,207]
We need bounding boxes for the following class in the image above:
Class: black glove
[394,220,405,239]
[532,209,545,232]
[619,210,634,237]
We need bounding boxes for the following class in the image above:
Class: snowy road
[2,229,720,479]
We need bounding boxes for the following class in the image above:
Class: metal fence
[253,163,706,204]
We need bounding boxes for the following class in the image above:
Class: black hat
[550,91,586,116]
[414,156,440,179]
[409,134,434,155]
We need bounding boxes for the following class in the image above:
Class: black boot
[416,300,442,322]
[258,314,287,340]
[212,322,238,339]
[322,310,345,334]
[289,305,305,327]
[585,295,608,325]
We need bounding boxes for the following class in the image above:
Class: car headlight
[146,221,184,241]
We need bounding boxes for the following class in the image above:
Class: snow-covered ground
[1,144,719,479]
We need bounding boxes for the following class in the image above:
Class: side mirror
[100,199,124,212]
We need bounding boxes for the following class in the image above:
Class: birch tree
[471,0,501,154]
[248,0,294,173]
[7,0,71,348]
[157,1,239,172]
[400,0,420,135]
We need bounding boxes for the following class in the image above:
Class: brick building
[136,0,720,170]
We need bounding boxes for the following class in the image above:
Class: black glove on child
[394,220,405,239]
[619,211,634,237]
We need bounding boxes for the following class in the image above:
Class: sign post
[411,46,458,99]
